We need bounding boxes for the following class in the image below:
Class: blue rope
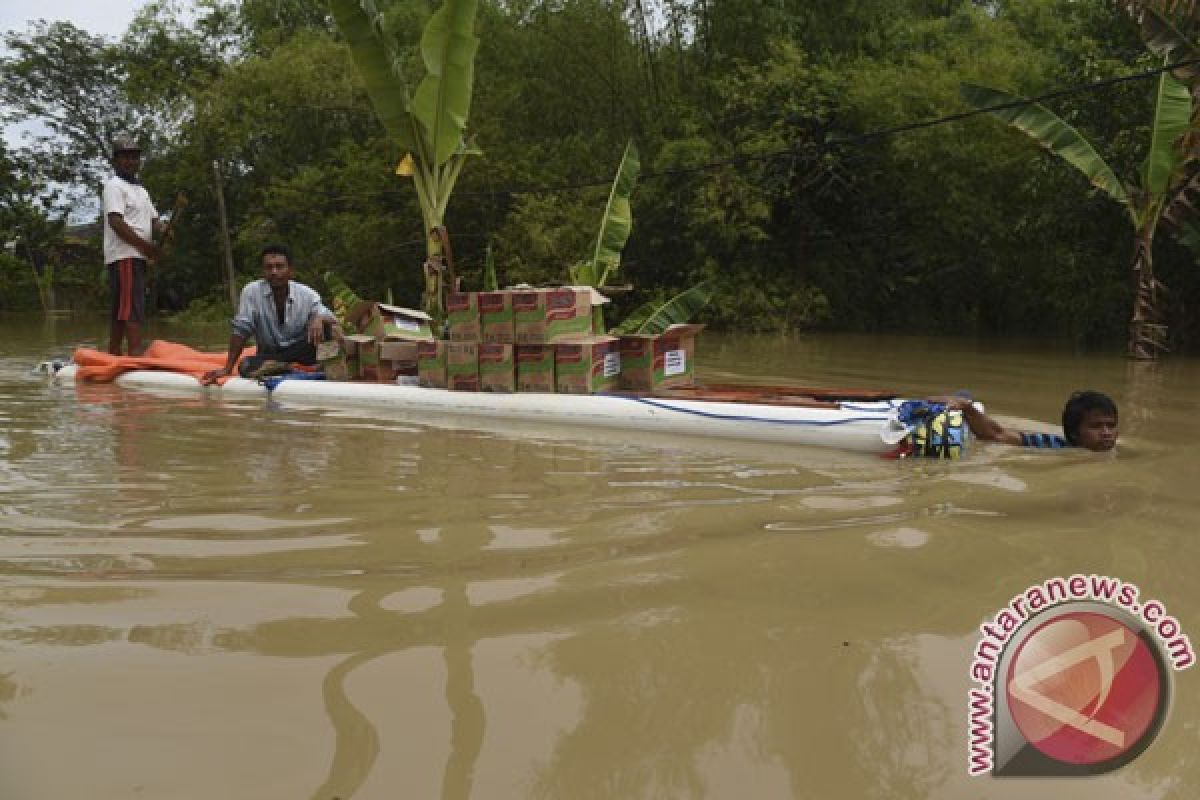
[261,371,326,391]
[630,396,891,426]
[840,400,901,413]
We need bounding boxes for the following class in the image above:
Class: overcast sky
[0,0,144,41]
[2,1,147,149]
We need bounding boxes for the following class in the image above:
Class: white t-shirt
[102,175,158,264]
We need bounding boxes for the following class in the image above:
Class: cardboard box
[351,302,435,341]
[447,342,479,391]
[378,339,419,382]
[379,340,418,362]
[345,334,377,380]
[446,292,480,341]
[618,324,703,392]
[381,340,419,372]
[478,343,515,392]
[555,335,620,394]
[516,344,555,393]
[513,288,605,344]
[316,339,349,382]
[417,340,447,388]
[478,291,515,344]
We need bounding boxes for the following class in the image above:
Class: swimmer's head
[1062,390,1118,452]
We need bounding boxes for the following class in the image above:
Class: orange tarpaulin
[72,340,255,384]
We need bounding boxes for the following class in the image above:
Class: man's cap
[112,134,142,156]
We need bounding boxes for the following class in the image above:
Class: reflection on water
[1,315,1198,799]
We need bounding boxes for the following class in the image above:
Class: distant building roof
[64,221,100,242]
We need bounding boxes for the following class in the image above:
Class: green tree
[0,143,65,311]
[963,53,1196,358]
[0,21,144,191]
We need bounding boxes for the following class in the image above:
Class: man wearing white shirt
[102,134,163,355]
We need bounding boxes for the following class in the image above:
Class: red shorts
[107,258,146,322]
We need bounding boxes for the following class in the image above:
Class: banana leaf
[961,84,1133,216]
[324,271,365,332]
[1164,161,1200,224]
[1172,216,1200,260]
[612,282,713,335]
[328,0,418,153]
[411,0,479,167]
[569,260,597,287]
[1146,67,1193,194]
[590,141,640,287]
[1123,3,1200,81]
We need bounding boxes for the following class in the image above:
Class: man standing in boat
[102,135,164,356]
[202,244,339,383]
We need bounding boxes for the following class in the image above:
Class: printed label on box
[603,352,621,378]
[664,349,686,377]
[394,318,421,332]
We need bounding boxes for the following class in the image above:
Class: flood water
[1,312,1198,799]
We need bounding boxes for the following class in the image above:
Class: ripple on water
[139,513,353,533]
[764,510,916,534]
[866,527,931,549]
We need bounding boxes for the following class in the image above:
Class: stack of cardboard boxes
[316,289,704,397]
[317,302,434,382]
[428,287,620,393]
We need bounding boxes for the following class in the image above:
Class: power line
[488,55,1200,194]
[246,54,1200,206]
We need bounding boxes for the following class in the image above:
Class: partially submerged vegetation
[3,1,1200,354]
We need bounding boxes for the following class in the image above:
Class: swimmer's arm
[934,396,1024,446]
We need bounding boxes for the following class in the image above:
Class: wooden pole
[212,160,238,309]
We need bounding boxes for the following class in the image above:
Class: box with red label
[513,287,606,344]
[417,340,447,388]
[446,292,480,341]
[478,291,515,344]
[479,343,515,392]
[516,344,555,393]
[447,342,479,391]
[617,324,703,392]
[555,335,620,394]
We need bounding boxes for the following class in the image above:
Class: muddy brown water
[1,313,1198,799]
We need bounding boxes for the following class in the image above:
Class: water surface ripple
[1,317,1197,799]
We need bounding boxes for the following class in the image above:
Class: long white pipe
[53,365,908,453]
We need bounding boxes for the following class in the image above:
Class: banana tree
[567,140,640,331]
[962,64,1196,359]
[329,0,480,321]
[612,282,714,335]
[1122,3,1200,314]
[568,140,714,332]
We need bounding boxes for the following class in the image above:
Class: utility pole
[212,160,237,308]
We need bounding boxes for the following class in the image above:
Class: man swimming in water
[942,390,1118,452]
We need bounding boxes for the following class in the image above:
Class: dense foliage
[3,0,1200,350]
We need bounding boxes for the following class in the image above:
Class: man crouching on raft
[939,390,1118,452]
[202,244,339,384]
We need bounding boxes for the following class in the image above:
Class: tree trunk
[422,224,446,324]
[212,160,239,310]
[1128,228,1168,359]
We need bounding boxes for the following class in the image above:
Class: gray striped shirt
[231,280,332,351]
